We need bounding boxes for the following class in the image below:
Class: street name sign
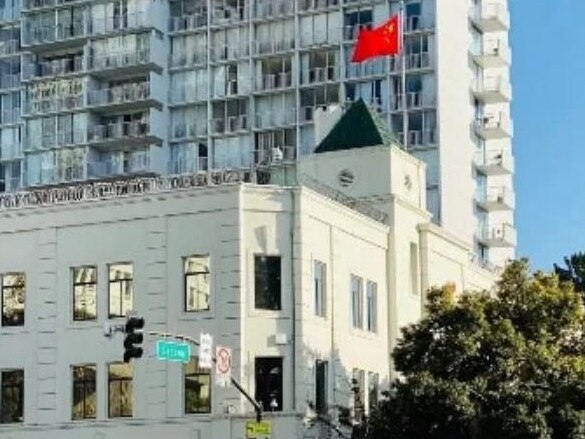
[156,340,191,363]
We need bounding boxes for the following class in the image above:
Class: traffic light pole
[144,330,264,422]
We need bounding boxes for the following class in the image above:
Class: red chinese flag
[352,15,401,63]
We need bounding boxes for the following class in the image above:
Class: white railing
[471,2,509,27]
[254,39,295,55]
[472,76,511,97]
[252,146,296,166]
[389,52,431,72]
[169,13,207,32]
[0,39,19,56]
[301,66,338,84]
[255,110,297,129]
[0,74,20,89]
[212,115,248,134]
[477,223,517,246]
[88,121,150,142]
[211,44,249,62]
[257,72,292,91]
[26,55,84,78]
[87,82,150,106]
[347,59,386,78]
[89,49,151,71]
[391,92,435,111]
[474,148,514,172]
[171,122,207,139]
[27,95,83,115]
[396,129,437,147]
[297,0,339,12]
[170,51,207,68]
[92,12,149,34]
[475,112,513,133]
[24,22,88,45]
[255,0,294,19]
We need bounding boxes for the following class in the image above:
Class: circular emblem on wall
[338,169,355,187]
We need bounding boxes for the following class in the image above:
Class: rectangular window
[366,281,377,333]
[108,264,133,318]
[1,273,25,327]
[352,368,365,417]
[108,363,133,418]
[313,260,326,317]
[73,267,97,321]
[185,357,211,413]
[0,369,24,424]
[368,372,379,413]
[185,256,210,312]
[351,275,363,329]
[410,243,419,295]
[315,360,328,414]
[255,357,283,412]
[72,365,96,420]
[254,256,281,311]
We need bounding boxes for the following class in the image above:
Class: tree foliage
[555,252,585,294]
[367,260,585,439]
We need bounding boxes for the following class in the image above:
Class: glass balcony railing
[0,7,20,22]
[92,12,150,35]
[474,112,513,139]
[0,39,20,57]
[169,13,207,32]
[297,0,339,12]
[0,108,20,125]
[396,129,438,148]
[88,121,150,143]
[211,5,248,26]
[477,223,517,248]
[26,94,83,115]
[252,146,296,167]
[347,59,386,79]
[256,72,292,91]
[171,122,207,140]
[24,55,85,79]
[255,109,297,129]
[24,0,82,11]
[254,39,295,56]
[0,143,22,161]
[211,115,248,134]
[470,2,510,33]
[170,50,207,68]
[211,44,249,62]
[23,22,89,46]
[389,52,432,73]
[0,74,21,90]
[87,82,150,107]
[474,148,514,175]
[169,157,209,175]
[391,92,435,111]
[88,49,152,72]
[254,0,294,19]
[300,66,338,85]
[472,76,512,103]
[87,153,150,178]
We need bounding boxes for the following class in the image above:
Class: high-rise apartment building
[0,0,514,266]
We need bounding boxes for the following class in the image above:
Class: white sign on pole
[199,333,213,369]
[215,345,232,387]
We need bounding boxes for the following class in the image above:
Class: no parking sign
[215,345,232,387]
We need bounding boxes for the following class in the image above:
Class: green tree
[554,252,585,294]
[367,260,585,439]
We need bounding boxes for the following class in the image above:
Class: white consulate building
[0,0,515,437]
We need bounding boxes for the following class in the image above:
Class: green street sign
[156,340,191,363]
[246,420,272,439]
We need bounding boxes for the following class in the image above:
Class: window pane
[366,281,377,333]
[1,369,24,424]
[185,358,211,413]
[2,273,25,327]
[314,261,326,317]
[315,360,328,414]
[185,256,210,312]
[109,264,133,318]
[108,363,133,418]
[255,357,283,412]
[351,275,362,329]
[73,266,97,321]
[368,372,379,412]
[254,256,281,310]
[109,264,133,281]
[72,365,96,420]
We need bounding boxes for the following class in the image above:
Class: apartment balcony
[27,166,84,186]
[471,40,511,68]
[300,66,339,85]
[391,92,435,112]
[171,122,207,140]
[0,108,20,125]
[471,2,510,33]
[256,72,293,92]
[0,74,21,91]
[87,154,151,179]
[404,15,434,34]
[23,22,90,51]
[170,51,207,69]
[297,0,339,13]
[0,143,22,161]
[23,0,84,11]
[0,6,20,22]
[87,82,162,113]
[88,48,163,78]
[255,109,297,130]
[210,5,248,27]
[170,86,207,105]
[346,59,386,79]
[0,39,20,57]
[344,24,370,41]
[472,76,512,104]
[254,0,294,20]
[87,121,161,149]
[23,55,85,81]
[169,157,209,175]
[476,187,515,211]
[474,148,514,175]
[91,12,153,36]
[252,146,296,167]
[477,223,517,248]
[389,52,432,74]
[25,94,83,116]
[211,115,248,135]
[475,113,513,140]
[396,129,438,148]
[169,13,207,33]
[254,39,295,56]
[211,44,249,63]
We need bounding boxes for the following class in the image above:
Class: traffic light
[123,316,145,363]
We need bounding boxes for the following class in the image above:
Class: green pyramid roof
[314,99,401,154]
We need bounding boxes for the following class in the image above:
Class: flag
[351,15,401,63]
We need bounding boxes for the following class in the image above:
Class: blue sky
[511,0,585,271]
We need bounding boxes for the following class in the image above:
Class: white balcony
[252,146,296,167]
[297,0,339,13]
[391,92,435,112]
[0,74,21,90]
[87,121,161,149]
[472,76,512,104]
[87,153,151,179]
[471,2,510,33]
[404,15,434,33]
[300,66,339,85]
[256,72,292,91]
[23,22,90,50]
[24,55,85,80]
[254,0,294,20]
[88,48,163,78]
[26,94,84,115]
[212,115,248,134]
[91,12,152,36]
[171,122,207,140]
[474,148,514,175]
[210,4,248,26]
[211,44,249,62]
[476,186,515,211]
[254,39,295,56]
[255,109,297,130]
[472,40,511,68]
[169,13,207,32]
[0,39,19,57]
[87,82,161,113]
[347,59,386,79]
[475,113,513,140]
[389,52,432,74]
[396,129,438,148]
[170,50,207,68]
[477,223,517,248]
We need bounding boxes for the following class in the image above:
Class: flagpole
[400,0,408,149]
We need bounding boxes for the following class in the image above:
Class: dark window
[184,256,210,312]
[352,368,365,419]
[254,256,281,310]
[255,357,283,412]
[0,369,23,424]
[108,363,133,418]
[1,273,25,327]
[351,275,363,329]
[108,264,133,318]
[315,360,328,414]
[73,267,97,321]
[314,260,326,317]
[366,281,377,333]
[72,365,96,420]
[185,357,211,413]
[368,372,379,413]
